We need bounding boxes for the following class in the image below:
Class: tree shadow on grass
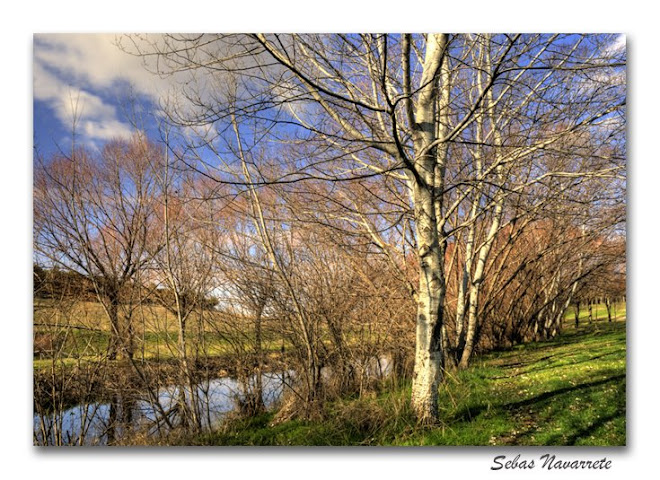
[489,324,624,370]
[492,350,623,380]
[450,373,625,424]
[548,410,624,446]
[495,354,559,370]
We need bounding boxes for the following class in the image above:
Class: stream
[34,356,391,446]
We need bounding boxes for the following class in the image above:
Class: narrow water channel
[34,357,391,445]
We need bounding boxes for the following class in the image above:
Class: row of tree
[34,33,626,427]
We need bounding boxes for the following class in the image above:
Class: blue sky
[33,33,627,160]
[9,1,660,476]
[33,34,167,157]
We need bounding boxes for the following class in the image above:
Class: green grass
[564,301,626,322]
[33,302,387,371]
[192,319,626,446]
[33,299,292,370]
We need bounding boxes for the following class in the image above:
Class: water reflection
[34,371,289,446]
[34,356,392,446]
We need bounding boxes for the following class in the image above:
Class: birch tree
[124,33,626,422]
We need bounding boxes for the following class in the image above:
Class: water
[34,371,290,446]
[34,356,392,446]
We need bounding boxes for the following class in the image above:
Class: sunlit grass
[564,301,626,323]
[33,300,288,368]
[194,317,626,446]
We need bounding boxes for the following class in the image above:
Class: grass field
[565,301,626,322]
[33,300,288,369]
[33,299,394,371]
[189,317,626,446]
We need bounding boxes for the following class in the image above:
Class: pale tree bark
[457,192,504,368]
[409,34,449,422]
[124,32,626,424]
[457,40,506,369]
[453,39,489,366]
[230,112,322,410]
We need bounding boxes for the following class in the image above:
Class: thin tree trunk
[108,301,119,361]
[231,112,320,409]
[253,308,265,413]
[457,39,505,369]
[606,297,612,322]
[458,174,504,369]
[163,142,201,431]
[455,214,477,364]
[106,288,125,361]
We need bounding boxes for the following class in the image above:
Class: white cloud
[34,34,164,99]
[33,33,282,150]
[603,34,626,57]
[613,34,626,51]
[80,118,133,142]
[34,33,168,146]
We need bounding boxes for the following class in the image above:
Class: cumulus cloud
[34,33,167,146]
[33,34,273,150]
[603,34,626,57]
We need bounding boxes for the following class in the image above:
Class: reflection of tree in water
[34,370,290,445]
[34,363,393,445]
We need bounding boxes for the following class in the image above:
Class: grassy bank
[189,319,626,446]
[33,300,290,370]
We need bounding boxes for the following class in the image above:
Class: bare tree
[122,33,625,422]
[34,133,160,361]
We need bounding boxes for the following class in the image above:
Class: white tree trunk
[409,34,448,423]
[410,183,445,422]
